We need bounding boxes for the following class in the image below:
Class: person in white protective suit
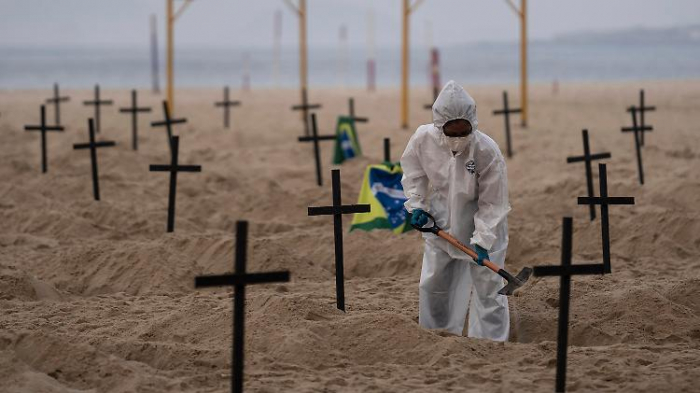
[400,80,511,341]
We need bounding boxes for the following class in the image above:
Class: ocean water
[1,41,699,90]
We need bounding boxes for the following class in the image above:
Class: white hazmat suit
[401,81,511,341]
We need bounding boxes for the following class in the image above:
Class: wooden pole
[299,0,308,122]
[150,14,160,94]
[520,0,528,127]
[400,0,409,129]
[273,10,282,88]
[166,0,174,113]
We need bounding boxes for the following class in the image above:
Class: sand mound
[1,82,700,391]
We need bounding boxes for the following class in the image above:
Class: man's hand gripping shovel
[411,212,532,296]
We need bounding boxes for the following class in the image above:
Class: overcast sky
[2,0,699,49]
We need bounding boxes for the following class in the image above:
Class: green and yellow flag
[350,163,412,234]
[332,116,362,164]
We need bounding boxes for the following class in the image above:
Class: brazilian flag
[350,163,413,234]
[332,116,362,164]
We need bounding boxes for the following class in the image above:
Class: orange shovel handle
[435,229,500,274]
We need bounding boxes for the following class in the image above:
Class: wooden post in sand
[400,0,426,129]
[577,163,635,274]
[366,8,376,92]
[503,0,528,127]
[533,217,605,393]
[150,14,160,94]
[195,221,290,393]
[284,0,311,129]
[423,48,440,111]
[166,0,195,114]
[308,170,370,311]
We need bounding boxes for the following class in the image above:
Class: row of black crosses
[26,85,206,232]
[39,83,240,150]
[536,157,635,392]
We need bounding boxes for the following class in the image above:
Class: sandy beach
[1,80,699,392]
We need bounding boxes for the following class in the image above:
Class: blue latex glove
[473,244,490,266]
[410,209,429,228]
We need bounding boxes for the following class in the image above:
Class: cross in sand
[533,217,605,393]
[492,91,522,158]
[384,137,392,164]
[24,105,64,173]
[119,89,152,151]
[347,98,369,124]
[566,129,611,221]
[214,86,241,129]
[73,118,116,201]
[151,100,187,153]
[149,135,201,232]
[45,83,70,127]
[297,113,336,186]
[291,87,322,136]
[577,163,635,274]
[626,89,655,147]
[621,107,653,185]
[195,220,290,393]
[308,169,370,311]
[82,85,113,134]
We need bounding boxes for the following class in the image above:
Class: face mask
[446,136,470,152]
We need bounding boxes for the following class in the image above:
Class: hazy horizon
[2,1,699,50]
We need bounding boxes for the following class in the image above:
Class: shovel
[411,211,532,296]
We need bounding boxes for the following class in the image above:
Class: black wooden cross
[348,98,368,123]
[149,136,201,232]
[82,85,113,134]
[308,169,370,311]
[577,163,635,274]
[214,86,241,129]
[119,89,152,151]
[73,118,116,201]
[492,91,522,158]
[291,88,322,136]
[626,89,655,146]
[566,129,611,221]
[24,105,64,173]
[384,137,391,163]
[297,113,336,186]
[195,220,290,393]
[45,83,70,127]
[151,100,187,152]
[533,217,605,393]
[621,107,652,185]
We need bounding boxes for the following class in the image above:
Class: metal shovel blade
[497,267,533,296]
